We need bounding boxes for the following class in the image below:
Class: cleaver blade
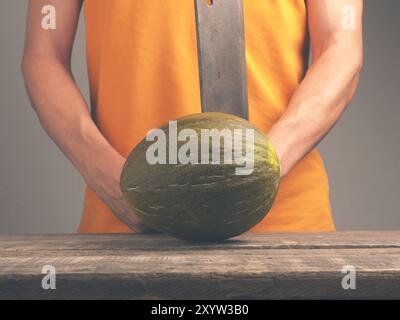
[195,0,249,120]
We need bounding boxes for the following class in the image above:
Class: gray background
[0,1,399,234]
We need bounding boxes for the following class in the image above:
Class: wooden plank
[1,248,400,274]
[0,232,399,299]
[1,231,399,255]
[1,272,399,300]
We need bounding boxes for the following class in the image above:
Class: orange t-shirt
[79,0,335,233]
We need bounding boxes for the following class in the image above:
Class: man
[22,0,363,233]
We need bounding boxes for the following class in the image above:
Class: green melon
[120,112,280,241]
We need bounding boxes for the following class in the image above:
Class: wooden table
[0,231,399,299]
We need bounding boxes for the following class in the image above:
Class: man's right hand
[83,150,152,233]
[22,0,151,233]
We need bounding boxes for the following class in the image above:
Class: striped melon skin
[120,112,280,241]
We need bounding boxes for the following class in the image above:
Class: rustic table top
[0,231,399,299]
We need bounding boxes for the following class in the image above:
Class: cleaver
[195,0,249,120]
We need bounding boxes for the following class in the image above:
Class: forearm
[21,0,146,231]
[21,54,123,184]
[268,44,362,177]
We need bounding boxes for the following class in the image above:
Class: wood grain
[0,232,399,299]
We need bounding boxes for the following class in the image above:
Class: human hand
[83,150,154,233]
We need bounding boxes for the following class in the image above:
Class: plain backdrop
[0,1,399,234]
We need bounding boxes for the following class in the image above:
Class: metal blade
[195,0,249,119]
